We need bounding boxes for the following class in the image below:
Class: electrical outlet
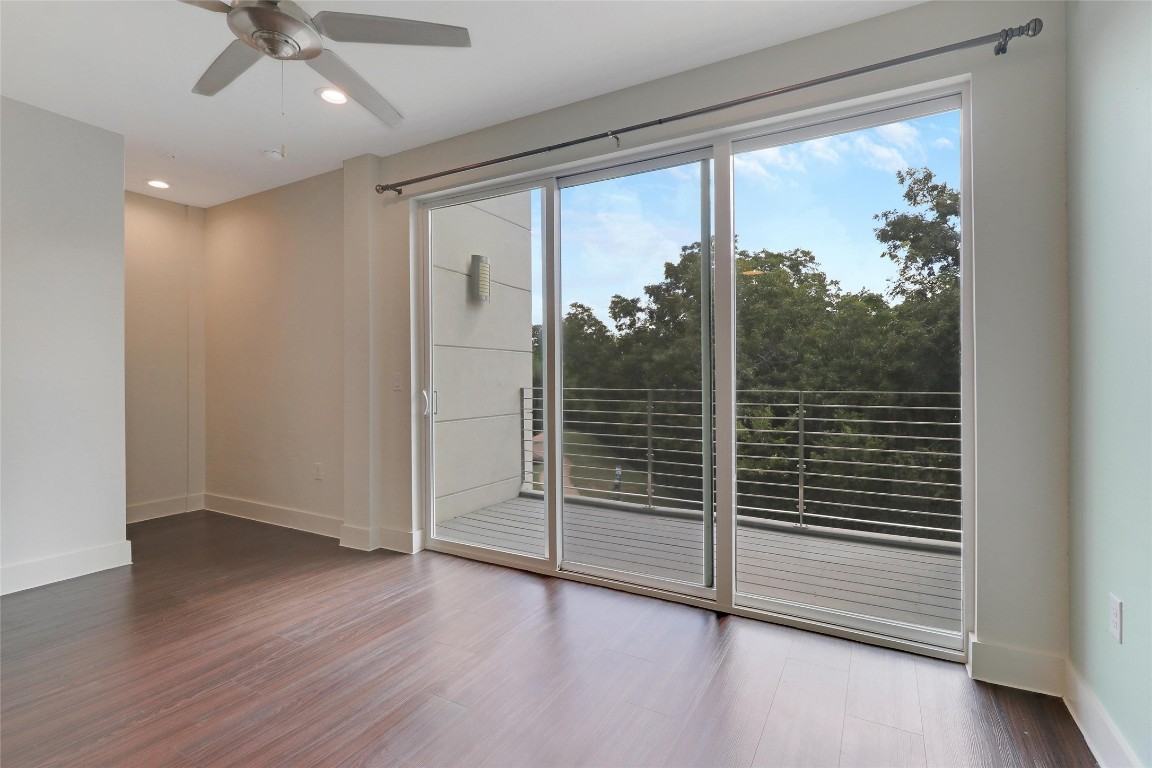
[314,462,323,481]
[1108,593,1123,643]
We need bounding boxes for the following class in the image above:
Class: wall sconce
[470,254,491,303]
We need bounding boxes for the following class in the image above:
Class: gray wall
[1,97,132,593]
[1067,2,1152,764]
[124,192,207,523]
[203,170,345,536]
[431,192,534,523]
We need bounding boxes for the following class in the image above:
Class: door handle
[422,390,431,417]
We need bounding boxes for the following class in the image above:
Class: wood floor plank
[986,684,1100,768]
[750,657,850,767]
[470,648,681,768]
[663,617,793,768]
[916,656,1024,768]
[840,715,928,768]
[343,692,471,766]
[787,626,856,671]
[846,641,924,734]
[604,604,726,720]
[66,681,261,768]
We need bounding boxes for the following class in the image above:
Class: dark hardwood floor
[2,512,1096,767]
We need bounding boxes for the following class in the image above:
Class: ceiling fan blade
[192,39,263,96]
[178,0,232,13]
[307,49,404,127]
[311,12,470,47]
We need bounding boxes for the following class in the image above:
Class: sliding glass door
[427,187,546,558]
[730,100,964,647]
[423,93,966,650]
[557,153,714,594]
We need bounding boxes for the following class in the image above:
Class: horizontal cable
[802,429,961,442]
[805,470,961,489]
[801,483,959,505]
[804,498,961,520]
[791,512,960,535]
[801,416,960,427]
[805,457,961,473]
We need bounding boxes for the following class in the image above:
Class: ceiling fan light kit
[316,87,347,105]
[181,0,471,128]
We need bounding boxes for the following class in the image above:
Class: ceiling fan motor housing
[227,0,323,60]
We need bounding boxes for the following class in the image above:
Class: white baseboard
[966,633,1066,695]
[381,525,423,554]
[1065,661,1145,767]
[204,494,342,539]
[339,523,379,551]
[0,540,133,595]
[127,494,205,523]
[340,523,424,554]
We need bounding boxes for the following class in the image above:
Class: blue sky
[532,110,960,325]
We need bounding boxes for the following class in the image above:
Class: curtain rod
[376,17,1042,195]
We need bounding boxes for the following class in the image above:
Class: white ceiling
[1,0,920,207]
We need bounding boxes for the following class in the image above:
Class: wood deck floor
[436,496,962,634]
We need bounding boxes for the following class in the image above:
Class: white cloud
[735,138,851,188]
[933,137,955,150]
[804,136,846,163]
[665,164,699,182]
[733,154,785,186]
[560,190,695,323]
[874,121,920,149]
[761,145,809,171]
[852,135,909,174]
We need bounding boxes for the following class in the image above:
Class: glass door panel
[559,157,714,592]
[428,188,546,557]
[731,107,964,646]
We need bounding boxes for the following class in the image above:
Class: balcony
[435,388,962,635]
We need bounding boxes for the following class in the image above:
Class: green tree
[562,302,615,389]
[875,167,960,300]
[875,167,961,392]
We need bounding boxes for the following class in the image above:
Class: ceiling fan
[180,0,471,127]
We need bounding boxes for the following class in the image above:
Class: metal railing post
[521,387,532,490]
[646,389,654,507]
[797,390,806,527]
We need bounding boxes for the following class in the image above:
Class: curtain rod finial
[995,17,1042,55]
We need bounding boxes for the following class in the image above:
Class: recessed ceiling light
[316,87,347,105]
[263,148,285,161]
[146,179,170,189]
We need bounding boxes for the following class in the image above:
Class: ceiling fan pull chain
[280,60,286,159]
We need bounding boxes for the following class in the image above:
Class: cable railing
[521,387,962,543]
